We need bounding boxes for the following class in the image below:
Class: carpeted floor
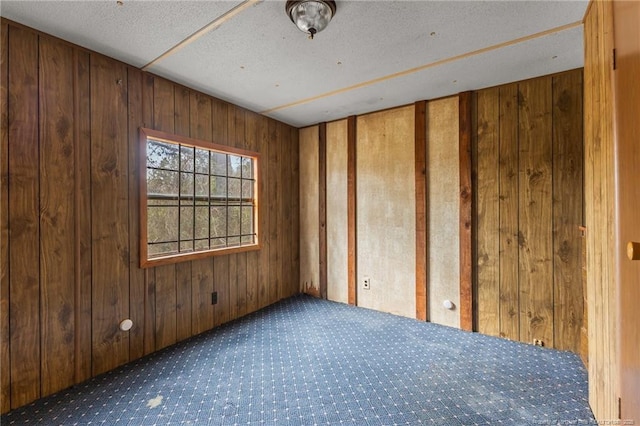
[2,295,595,425]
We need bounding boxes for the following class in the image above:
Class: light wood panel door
[613,0,640,421]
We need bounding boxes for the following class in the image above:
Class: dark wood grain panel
[290,126,300,298]
[498,84,520,341]
[141,73,156,356]
[189,91,215,335]
[518,77,554,347]
[154,264,177,350]
[174,86,192,342]
[151,77,178,350]
[8,25,41,409]
[552,70,583,352]
[74,49,92,384]
[257,115,271,310]
[90,53,130,376]
[268,119,281,304]
[475,88,500,336]
[347,116,357,306]
[414,101,427,321]
[459,92,473,331]
[126,67,146,360]
[244,111,259,313]
[227,105,245,319]
[279,121,293,298]
[212,99,230,325]
[0,20,10,413]
[39,36,76,396]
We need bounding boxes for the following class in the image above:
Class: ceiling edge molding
[261,20,582,114]
[142,0,263,71]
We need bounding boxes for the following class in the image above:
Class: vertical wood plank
[552,70,584,352]
[414,101,428,321]
[475,88,500,336]
[152,77,177,350]
[518,77,554,347]
[39,36,76,396]
[141,74,156,356]
[190,91,215,335]
[290,126,300,298]
[244,111,259,313]
[268,119,280,304]
[74,49,92,383]
[498,84,520,341]
[318,123,328,299]
[257,116,270,309]
[173,86,193,342]
[154,265,176,350]
[0,20,11,413]
[459,91,473,331]
[90,53,130,375]
[127,67,146,360]
[280,122,293,298]
[8,26,41,408]
[347,116,357,306]
[228,105,245,318]
[212,99,230,325]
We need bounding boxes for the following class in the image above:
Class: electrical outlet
[532,339,544,347]
[211,292,218,305]
[362,277,371,290]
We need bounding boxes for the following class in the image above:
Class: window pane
[228,155,241,178]
[228,178,241,200]
[180,173,194,200]
[241,206,253,236]
[195,206,209,240]
[180,241,193,253]
[241,180,253,199]
[147,140,179,170]
[211,238,226,249]
[180,145,194,172]
[242,157,252,179]
[211,176,227,199]
[180,207,193,241]
[149,242,178,257]
[195,239,209,250]
[147,206,178,244]
[147,169,179,197]
[228,206,240,237]
[196,174,208,198]
[228,236,240,247]
[195,148,209,174]
[210,206,227,238]
[211,152,226,175]
[241,235,254,244]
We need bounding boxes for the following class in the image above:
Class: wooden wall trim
[319,122,328,300]
[347,116,357,305]
[414,101,428,321]
[458,91,473,331]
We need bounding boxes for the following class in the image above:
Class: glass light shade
[287,0,336,37]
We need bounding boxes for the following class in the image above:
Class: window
[139,128,259,268]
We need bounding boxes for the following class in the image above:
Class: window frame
[139,127,260,268]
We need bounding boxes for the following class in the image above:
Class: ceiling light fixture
[286,0,336,39]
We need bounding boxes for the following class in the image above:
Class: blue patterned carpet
[2,295,594,425]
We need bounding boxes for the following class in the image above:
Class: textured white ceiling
[0,0,588,127]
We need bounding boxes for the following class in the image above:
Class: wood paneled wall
[472,69,584,351]
[0,20,299,413]
[583,0,618,420]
